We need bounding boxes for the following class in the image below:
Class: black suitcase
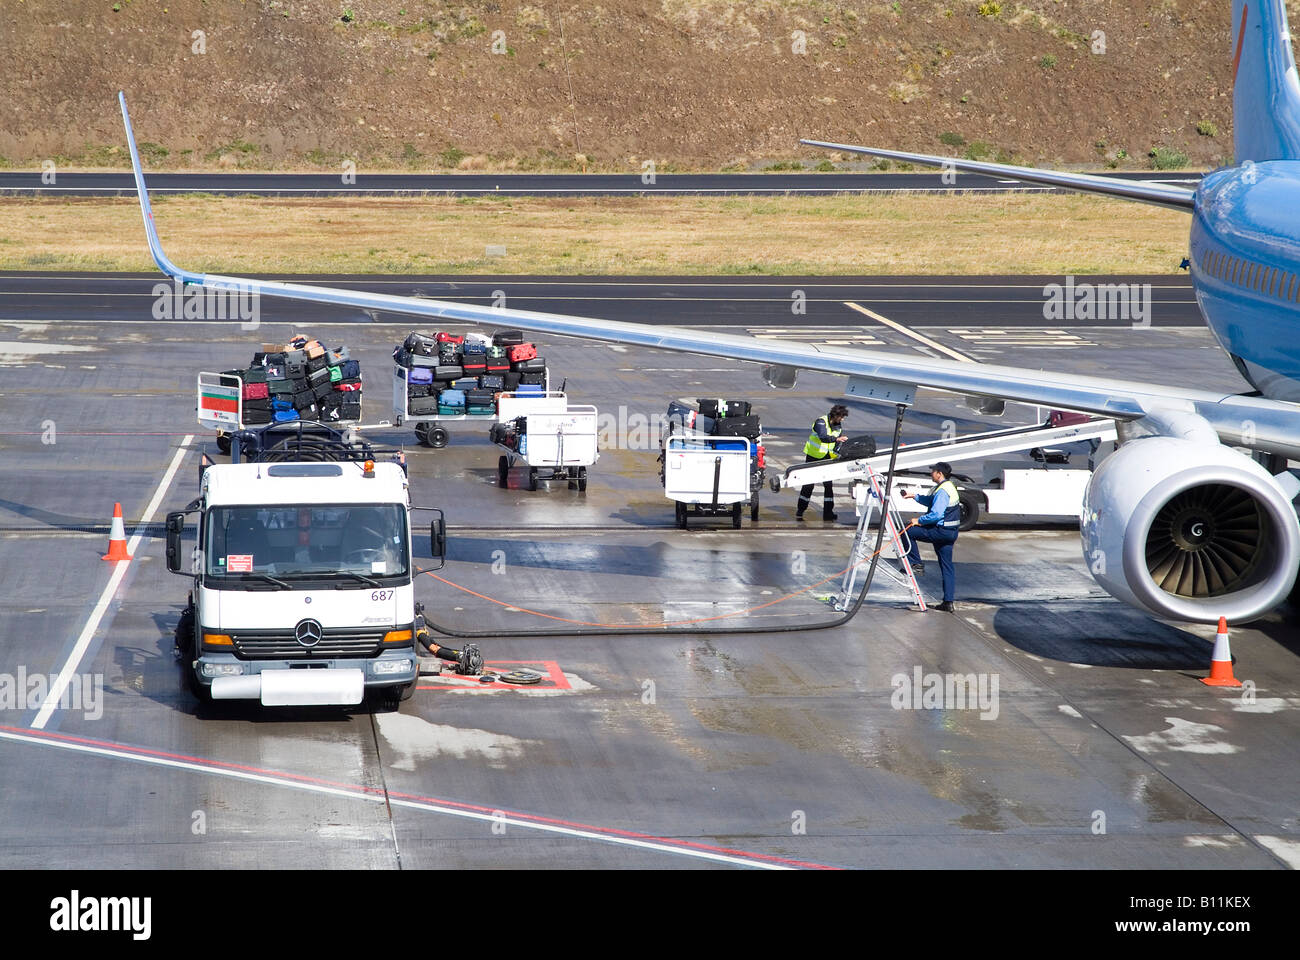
[438,342,461,363]
[242,366,268,384]
[243,408,273,424]
[485,345,508,361]
[306,354,328,374]
[308,365,331,385]
[404,332,437,356]
[461,359,487,375]
[698,398,751,419]
[292,388,315,410]
[711,415,761,439]
[313,379,333,400]
[392,347,412,368]
[410,353,439,369]
[492,329,525,346]
[407,383,431,398]
[435,364,463,380]
[480,374,505,390]
[513,356,545,373]
[519,372,545,386]
[836,435,877,460]
[243,397,272,412]
[409,395,440,416]
[340,400,363,420]
[504,372,521,390]
[285,360,307,380]
[466,388,495,405]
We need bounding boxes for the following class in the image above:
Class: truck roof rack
[229,420,408,473]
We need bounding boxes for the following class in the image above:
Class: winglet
[118,92,203,283]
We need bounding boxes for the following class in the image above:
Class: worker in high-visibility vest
[901,461,962,612]
[796,404,849,521]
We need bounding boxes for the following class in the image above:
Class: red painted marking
[418,659,569,691]
[1233,4,1249,83]
[0,723,836,870]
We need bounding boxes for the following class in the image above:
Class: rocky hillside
[0,0,1284,171]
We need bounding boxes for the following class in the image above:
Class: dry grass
[0,193,1189,275]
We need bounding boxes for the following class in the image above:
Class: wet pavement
[0,307,1295,869]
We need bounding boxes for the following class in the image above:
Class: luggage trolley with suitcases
[199,334,366,457]
[659,398,765,526]
[392,328,553,447]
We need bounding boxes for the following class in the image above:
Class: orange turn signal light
[202,633,233,646]
[382,629,413,645]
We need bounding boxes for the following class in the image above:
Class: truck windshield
[205,504,408,581]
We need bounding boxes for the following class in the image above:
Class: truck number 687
[370,590,394,601]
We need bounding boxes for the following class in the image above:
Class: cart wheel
[414,422,429,446]
[216,432,232,456]
[732,502,743,529]
[750,493,760,523]
[577,466,588,492]
[958,489,981,532]
[498,455,509,486]
[675,501,688,529]
[428,426,450,449]
[528,467,538,491]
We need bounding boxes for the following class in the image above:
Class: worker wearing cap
[796,404,849,521]
[901,462,961,612]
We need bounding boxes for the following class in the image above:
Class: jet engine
[1081,437,1300,623]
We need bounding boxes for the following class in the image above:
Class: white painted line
[0,727,798,869]
[30,435,193,729]
[843,302,977,363]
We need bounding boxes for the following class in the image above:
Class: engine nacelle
[1081,437,1300,623]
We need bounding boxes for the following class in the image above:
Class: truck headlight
[371,659,412,676]
[201,663,245,678]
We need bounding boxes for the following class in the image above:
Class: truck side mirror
[430,513,446,570]
[165,511,186,574]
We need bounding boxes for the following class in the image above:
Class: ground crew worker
[901,461,961,612]
[796,404,849,521]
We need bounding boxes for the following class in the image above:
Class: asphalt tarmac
[0,170,1204,197]
[0,282,1294,870]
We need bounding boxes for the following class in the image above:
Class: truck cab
[167,432,444,708]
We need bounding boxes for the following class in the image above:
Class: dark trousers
[796,454,835,517]
[906,525,959,602]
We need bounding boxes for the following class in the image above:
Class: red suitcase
[242,382,270,400]
[507,343,537,362]
[436,331,464,344]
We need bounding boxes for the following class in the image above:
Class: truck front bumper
[197,652,417,705]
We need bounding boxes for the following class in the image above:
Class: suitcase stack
[227,335,362,425]
[394,329,550,417]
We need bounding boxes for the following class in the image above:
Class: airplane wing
[798,139,1198,212]
[119,93,1297,456]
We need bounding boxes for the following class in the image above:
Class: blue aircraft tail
[1232,0,1300,161]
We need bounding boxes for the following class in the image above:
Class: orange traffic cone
[1201,616,1242,687]
[101,502,132,562]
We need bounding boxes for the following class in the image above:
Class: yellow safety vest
[804,417,842,459]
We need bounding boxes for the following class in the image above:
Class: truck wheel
[216,432,232,456]
[528,467,538,491]
[414,422,429,445]
[675,501,688,529]
[577,466,588,492]
[958,490,981,532]
[750,493,760,523]
[567,466,578,490]
[732,502,743,528]
[428,426,449,448]
[498,455,509,486]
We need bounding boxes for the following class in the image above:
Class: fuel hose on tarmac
[421,404,910,639]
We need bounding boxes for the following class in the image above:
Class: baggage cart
[393,364,551,448]
[661,433,763,528]
[492,393,599,491]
